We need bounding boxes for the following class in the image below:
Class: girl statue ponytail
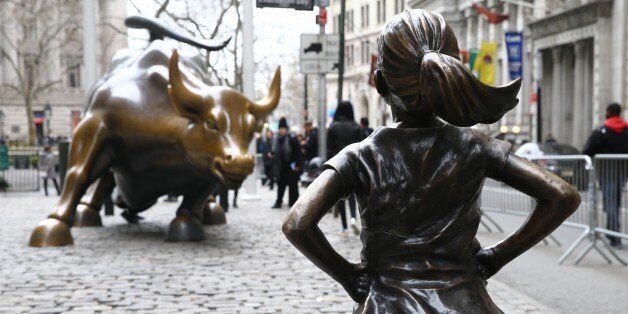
[378,9,521,127]
[419,51,521,127]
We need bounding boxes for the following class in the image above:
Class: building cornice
[528,0,613,39]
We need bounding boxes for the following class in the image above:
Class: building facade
[406,0,628,149]
[529,0,628,149]
[326,0,407,128]
[0,0,127,144]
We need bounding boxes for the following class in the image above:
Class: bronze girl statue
[283,9,580,313]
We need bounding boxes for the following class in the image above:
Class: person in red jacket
[583,103,628,248]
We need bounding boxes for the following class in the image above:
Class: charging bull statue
[29,16,280,247]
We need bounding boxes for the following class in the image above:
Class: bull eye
[203,120,219,132]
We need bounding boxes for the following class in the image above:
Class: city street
[1,186,558,314]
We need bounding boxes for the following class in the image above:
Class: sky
[126,1,322,93]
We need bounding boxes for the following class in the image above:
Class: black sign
[256,0,314,11]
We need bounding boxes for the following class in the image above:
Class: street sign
[300,34,339,74]
[256,0,314,11]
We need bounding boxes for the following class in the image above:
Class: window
[65,57,81,88]
[24,63,34,90]
[395,0,404,14]
[67,65,80,88]
[382,0,386,22]
[360,5,370,29]
[347,10,354,32]
[377,0,387,23]
[346,44,355,66]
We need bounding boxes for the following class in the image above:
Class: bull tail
[125,15,231,51]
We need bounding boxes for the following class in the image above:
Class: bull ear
[248,66,281,120]
[168,50,208,121]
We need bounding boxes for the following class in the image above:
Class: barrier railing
[1,150,43,192]
[480,154,627,266]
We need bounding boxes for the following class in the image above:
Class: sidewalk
[0,187,557,313]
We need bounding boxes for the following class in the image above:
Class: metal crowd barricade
[585,154,628,266]
[480,155,597,264]
[2,149,42,192]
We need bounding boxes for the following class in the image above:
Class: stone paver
[0,189,554,313]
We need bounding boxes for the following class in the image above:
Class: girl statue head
[374,9,521,127]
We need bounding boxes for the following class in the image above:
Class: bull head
[167,50,280,187]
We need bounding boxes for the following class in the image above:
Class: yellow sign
[472,42,497,86]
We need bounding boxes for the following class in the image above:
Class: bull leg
[202,199,226,225]
[74,171,115,227]
[167,185,213,242]
[29,117,111,247]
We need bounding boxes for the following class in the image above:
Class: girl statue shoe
[283,9,580,314]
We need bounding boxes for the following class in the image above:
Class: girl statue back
[283,9,580,314]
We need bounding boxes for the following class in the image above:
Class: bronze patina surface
[29,16,280,247]
[283,9,580,313]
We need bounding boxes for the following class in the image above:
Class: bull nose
[220,154,254,174]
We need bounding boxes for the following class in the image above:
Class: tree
[130,0,244,89]
[0,0,81,145]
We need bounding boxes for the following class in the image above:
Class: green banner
[0,145,8,170]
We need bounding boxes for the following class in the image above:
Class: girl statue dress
[283,9,580,314]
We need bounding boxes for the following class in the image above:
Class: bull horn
[168,50,205,116]
[249,66,281,119]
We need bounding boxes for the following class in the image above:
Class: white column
[241,0,259,199]
[466,14,476,50]
[550,46,563,141]
[572,41,586,147]
[82,0,97,94]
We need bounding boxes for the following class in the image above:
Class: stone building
[529,0,627,148]
[401,0,628,148]
[0,0,127,144]
[326,0,407,127]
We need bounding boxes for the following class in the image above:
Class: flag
[473,42,497,86]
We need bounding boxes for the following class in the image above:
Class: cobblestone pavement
[0,188,554,313]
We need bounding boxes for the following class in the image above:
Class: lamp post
[44,103,52,141]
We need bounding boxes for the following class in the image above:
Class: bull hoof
[203,202,226,225]
[167,216,204,242]
[29,218,73,247]
[73,204,103,227]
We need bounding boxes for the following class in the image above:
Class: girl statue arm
[283,169,370,303]
[476,154,581,279]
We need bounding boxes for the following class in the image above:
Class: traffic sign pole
[317,12,327,160]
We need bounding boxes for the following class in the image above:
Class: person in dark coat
[328,101,363,234]
[360,117,374,139]
[583,103,628,247]
[303,122,319,162]
[257,129,275,189]
[271,117,303,208]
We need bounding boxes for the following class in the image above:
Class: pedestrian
[359,117,374,139]
[284,9,579,312]
[583,103,628,248]
[328,101,363,235]
[271,117,302,208]
[257,129,275,189]
[303,121,319,162]
[38,146,60,196]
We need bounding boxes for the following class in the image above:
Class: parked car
[515,142,588,191]
[300,157,324,187]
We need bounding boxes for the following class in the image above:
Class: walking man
[271,117,302,208]
[583,103,628,248]
[38,146,60,196]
